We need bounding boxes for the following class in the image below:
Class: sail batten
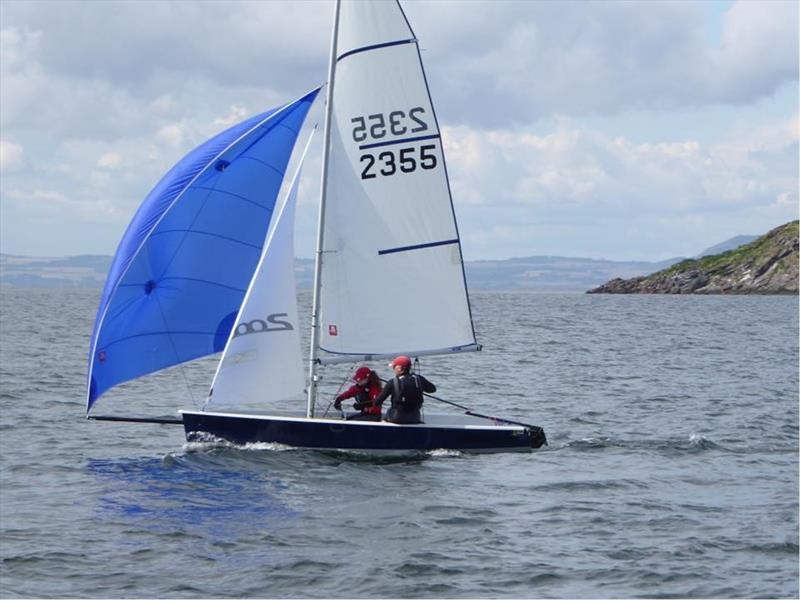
[378,238,459,256]
[359,133,439,150]
[336,38,416,62]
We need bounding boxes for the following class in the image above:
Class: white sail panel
[207,137,313,407]
[318,0,476,361]
[337,0,413,58]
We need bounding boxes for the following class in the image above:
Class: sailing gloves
[333,395,369,411]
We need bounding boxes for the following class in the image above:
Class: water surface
[1,288,797,598]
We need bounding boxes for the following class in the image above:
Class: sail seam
[96,330,227,351]
[188,186,277,211]
[359,133,439,150]
[378,238,458,255]
[148,229,264,250]
[106,276,248,325]
[117,277,248,292]
[229,154,286,178]
[336,38,416,62]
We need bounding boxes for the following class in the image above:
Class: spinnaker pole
[306,0,341,418]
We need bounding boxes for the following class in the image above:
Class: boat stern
[528,425,547,449]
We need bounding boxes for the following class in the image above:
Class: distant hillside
[1,228,774,292]
[0,254,111,288]
[0,254,314,290]
[0,253,679,291]
[697,235,758,258]
[462,256,679,291]
[588,221,799,295]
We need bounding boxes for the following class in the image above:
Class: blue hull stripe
[359,134,440,151]
[378,238,459,256]
[337,38,416,63]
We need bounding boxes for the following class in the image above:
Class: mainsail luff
[306,0,343,418]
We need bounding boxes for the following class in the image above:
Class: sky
[0,0,797,262]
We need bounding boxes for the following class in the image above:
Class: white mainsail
[315,0,478,365]
[207,133,315,408]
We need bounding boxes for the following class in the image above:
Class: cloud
[155,123,186,147]
[0,0,796,259]
[5,188,67,207]
[96,152,121,169]
[0,139,25,172]
[1,1,327,92]
[449,113,798,207]
[3,1,796,133]
[713,0,799,101]
[4,184,124,222]
[406,0,798,126]
[0,26,45,130]
[213,104,250,128]
[443,114,798,259]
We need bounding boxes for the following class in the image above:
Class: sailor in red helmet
[374,356,436,424]
[334,366,383,421]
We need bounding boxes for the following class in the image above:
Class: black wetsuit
[374,373,436,424]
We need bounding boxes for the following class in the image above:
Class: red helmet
[353,366,371,382]
[390,355,411,370]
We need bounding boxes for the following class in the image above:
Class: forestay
[86,89,319,410]
[317,0,477,364]
[206,133,315,408]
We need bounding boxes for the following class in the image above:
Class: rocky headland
[588,220,799,295]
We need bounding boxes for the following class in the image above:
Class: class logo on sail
[233,313,294,337]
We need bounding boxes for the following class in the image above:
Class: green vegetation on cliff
[588,220,799,295]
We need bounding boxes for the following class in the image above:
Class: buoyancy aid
[341,383,382,415]
[390,374,424,411]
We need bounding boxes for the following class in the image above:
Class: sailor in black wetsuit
[374,355,436,424]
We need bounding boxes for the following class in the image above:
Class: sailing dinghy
[87,0,547,453]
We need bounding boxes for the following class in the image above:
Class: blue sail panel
[87,89,320,410]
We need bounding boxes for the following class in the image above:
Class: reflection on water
[86,453,298,543]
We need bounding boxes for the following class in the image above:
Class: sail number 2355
[352,107,438,180]
[351,108,428,142]
[360,145,437,180]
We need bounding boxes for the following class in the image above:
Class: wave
[562,433,723,453]
[559,433,799,455]
[178,433,467,462]
[181,433,295,453]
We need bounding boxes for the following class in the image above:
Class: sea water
[0,287,797,598]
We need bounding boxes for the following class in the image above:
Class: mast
[306,0,341,417]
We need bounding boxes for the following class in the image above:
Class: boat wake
[182,433,295,453]
[563,434,723,453]
[180,436,466,462]
[426,448,464,458]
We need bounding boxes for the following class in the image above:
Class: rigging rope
[153,292,200,408]
[321,366,354,418]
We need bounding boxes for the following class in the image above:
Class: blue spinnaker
[87,89,319,410]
